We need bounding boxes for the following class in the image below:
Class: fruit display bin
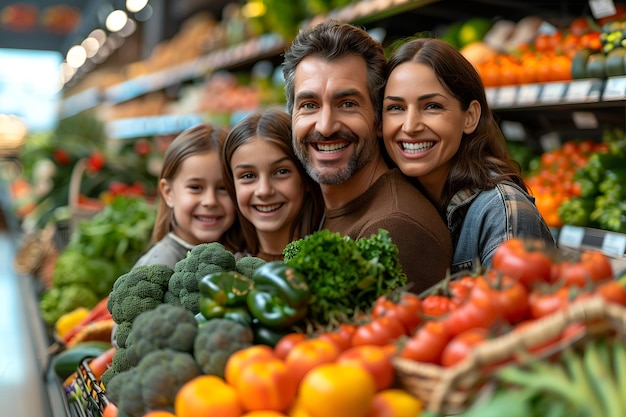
[393,296,626,414]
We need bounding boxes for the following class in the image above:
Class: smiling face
[382,62,480,198]
[291,54,380,186]
[230,137,306,251]
[160,151,236,245]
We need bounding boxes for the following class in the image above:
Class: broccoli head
[193,318,253,377]
[126,304,198,366]
[107,349,201,417]
[165,243,237,314]
[107,264,174,324]
[235,255,266,278]
[101,347,131,389]
[114,321,133,348]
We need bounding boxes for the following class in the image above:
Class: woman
[222,108,324,261]
[382,38,555,273]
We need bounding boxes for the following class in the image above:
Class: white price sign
[540,83,566,104]
[496,86,518,107]
[559,225,585,249]
[564,80,593,102]
[517,84,541,105]
[603,76,626,100]
[602,233,626,256]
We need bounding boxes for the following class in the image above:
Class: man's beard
[294,131,376,185]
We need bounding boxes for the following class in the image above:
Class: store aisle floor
[0,219,54,417]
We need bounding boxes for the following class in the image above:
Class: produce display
[48,234,626,417]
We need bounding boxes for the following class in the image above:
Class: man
[282,20,453,293]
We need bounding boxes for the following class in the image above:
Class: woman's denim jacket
[447,181,555,274]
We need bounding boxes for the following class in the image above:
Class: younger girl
[383,38,555,273]
[134,123,243,268]
[222,108,324,261]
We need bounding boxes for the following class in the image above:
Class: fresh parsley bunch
[283,229,407,324]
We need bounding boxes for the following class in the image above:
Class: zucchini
[51,340,112,379]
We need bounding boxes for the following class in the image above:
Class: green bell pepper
[251,318,293,347]
[198,271,254,321]
[247,261,310,329]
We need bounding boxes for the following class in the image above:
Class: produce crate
[393,296,626,415]
[67,357,110,417]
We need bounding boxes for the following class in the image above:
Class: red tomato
[553,251,612,288]
[596,280,626,307]
[234,358,298,412]
[528,286,590,318]
[273,333,307,360]
[351,316,407,347]
[472,272,531,324]
[491,238,554,290]
[87,151,105,172]
[399,320,451,364]
[317,324,356,352]
[371,292,422,334]
[442,287,502,337]
[448,276,476,303]
[284,338,340,385]
[337,344,395,391]
[420,295,459,319]
[53,148,71,165]
[440,327,489,367]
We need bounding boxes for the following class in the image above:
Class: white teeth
[196,216,218,222]
[401,141,434,153]
[316,142,348,153]
[256,204,281,213]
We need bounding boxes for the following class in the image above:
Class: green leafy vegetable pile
[283,229,407,324]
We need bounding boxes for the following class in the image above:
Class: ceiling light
[126,0,149,13]
[105,10,128,32]
[66,45,87,68]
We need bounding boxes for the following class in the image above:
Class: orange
[241,412,288,416]
[175,375,242,417]
[142,411,177,417]
[298,363,376,417]
[369,389,423,417]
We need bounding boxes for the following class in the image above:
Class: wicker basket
[393,296,626,415]
[54,158,103,250]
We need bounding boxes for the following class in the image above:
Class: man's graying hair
[282,20,387,127]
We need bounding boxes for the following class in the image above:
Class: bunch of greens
[283,229,407,324]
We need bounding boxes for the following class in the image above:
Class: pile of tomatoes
[398,238,625,368]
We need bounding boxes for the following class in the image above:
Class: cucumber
[51,341,112,379]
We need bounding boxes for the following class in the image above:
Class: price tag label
[603,76,626,100]
[602,233,626,256]
[496,86,518,107]
[539,83,566,104]
[564,80,592,102]
[517,84,541,105]
[559,225,585,249]
[485,88,497,106]
[589,0,617,19]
